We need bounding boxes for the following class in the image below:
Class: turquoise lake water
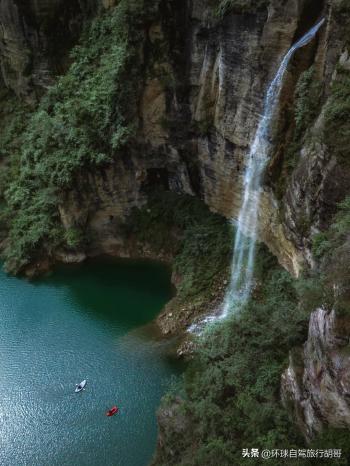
[0,259,178,466]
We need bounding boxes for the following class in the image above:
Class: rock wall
[57,0,350,440]
[54,0,335,277]
[282,309,350,440]
[0,0,102,101]
[277,6,350,272]
[2,1,347,272]
[1,0,350,440]
[2,0,341,276]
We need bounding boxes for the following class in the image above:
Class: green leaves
[156,252,308,466]
[333,196,350,238]
[312,232,332,259]
[129,191,232,302]
[324,66,350,165]
[294,66,322,139]
[65,227,85,249]
[307,196,350,316]
[3,186,60,272]
[3,0,158,272]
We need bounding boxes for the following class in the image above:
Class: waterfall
[189,18,325,333]
[220,18,325,319]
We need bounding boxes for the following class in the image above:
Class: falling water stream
[221,18,325,318]
[191,18,325,331]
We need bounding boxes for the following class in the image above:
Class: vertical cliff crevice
[272,5,350,271]
[0,0,99,101]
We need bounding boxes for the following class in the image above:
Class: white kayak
[75,380,87,393]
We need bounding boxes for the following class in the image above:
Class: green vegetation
[307,428,350,466]
[286,196,350,320]
[285,66,322,172]
[294,67,322,139]
[0,90,32,240]
[153,194,350,466]
[127,191,231,305]
[281,197,350,320]
[309,196,350,316]
[155,217,350,465]
[0,89,31,162]
[311,231,331,259]
[154,247,310,466]
[273,66,322,200]
[0,0,348,463]
[64,227,86,249]
[324,65,350,165]
[0,90,32,196]
[1,0,160,273]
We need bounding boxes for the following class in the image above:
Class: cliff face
[282,309,350,440]
[1,0,350,445]
[53,0,334,277]
[2,0,344,276]
[0,0,100,101]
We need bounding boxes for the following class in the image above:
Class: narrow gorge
[0,0,350,465]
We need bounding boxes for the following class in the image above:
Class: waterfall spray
[189,18,325,332]
[220,18,325,319]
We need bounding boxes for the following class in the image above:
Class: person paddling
[106,406,119,417]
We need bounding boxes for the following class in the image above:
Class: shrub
[311,231,331,259]
[2,0,160,272]
[305,428,350,466]
[154,248,309,466]
[295,273,331,314]
[65,227,85,249]
[324,66,350,165]
[308,196,350,316]
[0,90,31,161]
[127,191,232,303]
[294,66,322,139]
[323,198,350,313]
[273,67,322,199]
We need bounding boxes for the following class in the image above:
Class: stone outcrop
[1,0,350,441]
[50,0,336,278]
[282,308,350,440]
[0,0,101,101]
[2,0,343,277]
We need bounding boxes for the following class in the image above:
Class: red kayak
[106,406,119,417]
